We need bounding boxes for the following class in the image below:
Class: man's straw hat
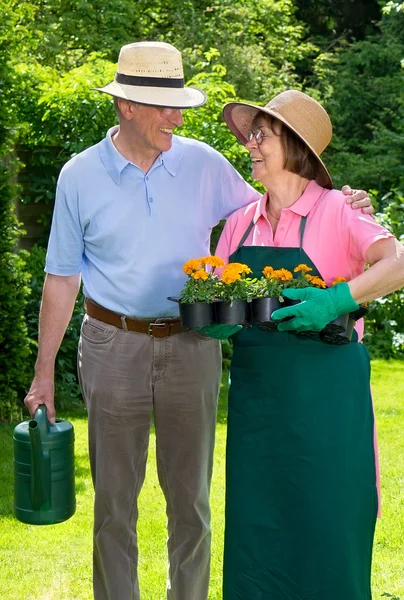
[223,90,333,188]
[95,41,206,109]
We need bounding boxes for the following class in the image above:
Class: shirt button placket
[275,213,288,246]
[145,175,153,215]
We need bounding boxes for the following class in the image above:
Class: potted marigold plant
[250,266,294,327]
[287,268,361,345]
[290,263,327,290]
[214,262,254,325]
[169,256,225,327]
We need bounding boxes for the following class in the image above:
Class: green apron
[223,216,378,600]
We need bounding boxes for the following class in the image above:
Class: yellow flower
[305,274,327,288]
[263,266,274,278]
[183,258,202,274]
[221,262,251,282]
[229,262,252,275]
[222,271,241,284]
[294,264,312,273]
[332,276,347,286]
[191,269,209,280]
[272,268,293,282]
[201,255,225,268]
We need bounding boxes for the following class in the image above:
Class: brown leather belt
[84,298,184,337]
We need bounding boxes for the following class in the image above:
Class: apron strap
[299,216,307,250]
[235,214,307,253]
[235,218,256,252]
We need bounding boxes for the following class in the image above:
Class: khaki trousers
[78,315,222,600]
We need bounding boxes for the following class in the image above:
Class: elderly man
[24,41,373,600]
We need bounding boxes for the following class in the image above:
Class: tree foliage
[324,5,404,193]
[0,1,32,419]
[1,0,404,409]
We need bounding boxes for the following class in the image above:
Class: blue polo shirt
[45,127,259,317]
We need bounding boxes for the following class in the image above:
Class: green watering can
[13,405,76,525]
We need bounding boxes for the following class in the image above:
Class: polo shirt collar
[98,127,182,184]
[254,180,327,222]
[97,127,130,185]
[161,135,182,176]
[287,180,327,216]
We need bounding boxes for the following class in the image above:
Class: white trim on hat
[94,81,206,109]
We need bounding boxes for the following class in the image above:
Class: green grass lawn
[0,359,403,600]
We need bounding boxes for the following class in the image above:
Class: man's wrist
[34,360,55,378]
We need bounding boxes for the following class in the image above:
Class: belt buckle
[148,321,168,337]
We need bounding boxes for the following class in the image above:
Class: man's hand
[341,185,374,215]
[24,374,56,424]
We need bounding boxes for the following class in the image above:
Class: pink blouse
[215,180,394,340]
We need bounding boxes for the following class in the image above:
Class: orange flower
[222,263,252,276]
[221,262,251,284]
[183,259,202,274]
[294,264,312,273]
[305,274,327,288]
[201,255,225,268]
[332,276,347,286]
[191,269,209,280]
[272,268,293,282]
[222,270,241,284]
[229,262,252,275]
[263,266,274,278]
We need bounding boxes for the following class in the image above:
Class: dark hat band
[115,73,185,88]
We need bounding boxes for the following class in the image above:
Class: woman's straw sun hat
[95,41,206,109]
[223,90,333,188]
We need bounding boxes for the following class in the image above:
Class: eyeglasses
[247,129,265,144]
[157,106,183,116]
[247,129,277,146]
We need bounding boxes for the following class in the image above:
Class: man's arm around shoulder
[24,273,81,423]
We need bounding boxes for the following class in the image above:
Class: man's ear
[118,98,136,121]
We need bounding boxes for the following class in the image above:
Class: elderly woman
[213,91,404,599]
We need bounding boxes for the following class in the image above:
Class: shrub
[363,189,404,358]
[0,3,32,420]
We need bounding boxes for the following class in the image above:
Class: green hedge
[0,2,32,420]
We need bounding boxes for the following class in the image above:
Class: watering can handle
[33,405,50,436]
[29,404,50,510]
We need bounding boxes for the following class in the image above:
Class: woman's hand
[271,284,359,332]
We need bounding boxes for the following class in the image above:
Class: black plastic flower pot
[251,297,283,326]
[214,299,249,325]
[350,304,369,321]
[178,301,214,328]
[284,297,301,308]
[320,314,354,345]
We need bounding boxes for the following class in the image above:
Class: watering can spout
[28,406,50,510]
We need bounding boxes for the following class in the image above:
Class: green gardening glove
[271,283,359,332]
[195,324,243,340]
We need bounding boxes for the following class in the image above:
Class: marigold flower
[272,268,293,282]
[191,269,209,280]
[201,255,225,268]
[222,271,241,284]
[305,274,327,288]
[332,276,347,286]
[228,262,252,275]
[183,259,203,274]
[263,266,274,278]
[294,264,312,273]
